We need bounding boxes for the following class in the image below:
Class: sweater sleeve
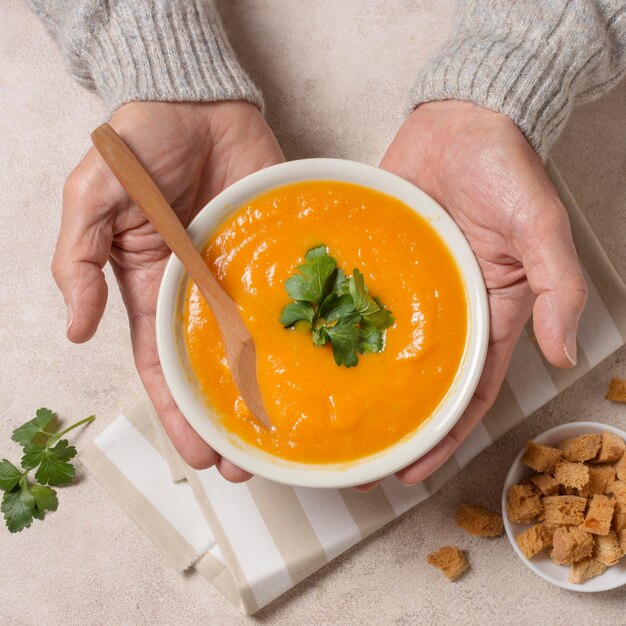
[411,0,626,158]
[27,0,263,113]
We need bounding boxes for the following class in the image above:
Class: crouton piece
[582,494,615,536]
[522,441,563,473]
[506,484,543,524]
[455,503,503,537]
[579,464,616,497]
[606,377,626,403]
[542,496,587,526]
[619,529,626,554]
[591,431,625,464]
[529,473,560,496]
[516,524,553,560]
[554,462,590,490]
[615,454,626,481]
[550,527,593,565]
[558,434,602,462]
[594,531,622,566]
[426,546,469,581]
[569,558,606,584]
[605,481,626,532]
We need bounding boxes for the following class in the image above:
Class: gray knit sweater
[29,0,626,158]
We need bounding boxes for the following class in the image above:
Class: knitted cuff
[411,1,626,159]
[61,0,263,113]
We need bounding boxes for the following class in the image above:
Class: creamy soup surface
[184,181,468,463]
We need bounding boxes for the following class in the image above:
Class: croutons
[554,461,590,490]
[582,494,615,536]
[516,524,553,559]
[605,480,626,533]
[522,441,563,474]
[615,454,626,481]
[455,503,503,537]
[594,531,622,566]
[529,473,560,496]
[619,529,626,554]
[569,558,607,584]
[558,434,602,462]
[506,484,543,524]
[426,546,469,581]
[542,496,587,527]
[592,431,626,464]
[579,464,616,497]
[605,377,626,403]
[551,527,593,565]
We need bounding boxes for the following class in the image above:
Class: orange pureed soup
[184,181,468,463]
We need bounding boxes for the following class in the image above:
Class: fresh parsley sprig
[280,245,394,367]
[1,408,95,533]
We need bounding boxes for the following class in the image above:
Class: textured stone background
[1,1,624,624]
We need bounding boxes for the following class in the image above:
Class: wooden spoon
[91,123,272,429]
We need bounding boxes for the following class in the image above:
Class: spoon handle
[91,123,239,327]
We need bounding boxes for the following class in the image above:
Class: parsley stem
[47,415,96,446]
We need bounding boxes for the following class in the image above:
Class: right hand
[53,100,284,479]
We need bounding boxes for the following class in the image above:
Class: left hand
[359,100,587,489]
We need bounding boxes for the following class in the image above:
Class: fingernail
[66,306,74,335]
[564,330,577,366]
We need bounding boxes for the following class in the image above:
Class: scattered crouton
[579,464,616,497]
[569,558,607,584]
[426,546,469,581]
[522,441,563,474]
[554,461,590,490]
[582,494,615,536]
[559,434,602,462]
[506,484,543,524]
[551,527,593,565]
[591,431,625,464]
[615,454,626,481]
[516,524,553,559]
[594,531,622,566]
[606,378,626,403]
[529,473,560,496]
[455,504,503,537]
[542,496,587,527]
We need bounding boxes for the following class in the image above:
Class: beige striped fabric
[80,161,626,615]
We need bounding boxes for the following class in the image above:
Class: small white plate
[502,421,626,592]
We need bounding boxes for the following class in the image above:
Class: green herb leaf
[280,245,393,367]
[285,246,337,304]
[30,484,58,513]
[0,460,23,492]
[324,315,363,367]
[11,408,55,447]
[2,482,36,533]
[22,440,77,486]
[279,301,315,327]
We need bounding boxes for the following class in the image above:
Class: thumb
[518,200,587,368]
[52,155,115,343]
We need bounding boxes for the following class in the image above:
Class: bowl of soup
[156,159,489,488]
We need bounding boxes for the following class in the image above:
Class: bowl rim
[501,421,626,592]
[156,158,489,488]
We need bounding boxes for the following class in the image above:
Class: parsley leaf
[0,460,23,492]
[22,440,77,486]
[11,407,55,446]
[2,409,94,533]
[280,245,394,367]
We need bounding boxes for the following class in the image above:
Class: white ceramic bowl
[156,158,488,488]
[502,421,626,592]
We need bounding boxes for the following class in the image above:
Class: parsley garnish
[1,408,95,533]
[280,245,394,367]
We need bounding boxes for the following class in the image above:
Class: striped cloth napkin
[80,161,626,616]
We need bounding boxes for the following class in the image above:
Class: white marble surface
[1,1,625,624]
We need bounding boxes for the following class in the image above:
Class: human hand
[375,100,587,486]
[53,101,284,479]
